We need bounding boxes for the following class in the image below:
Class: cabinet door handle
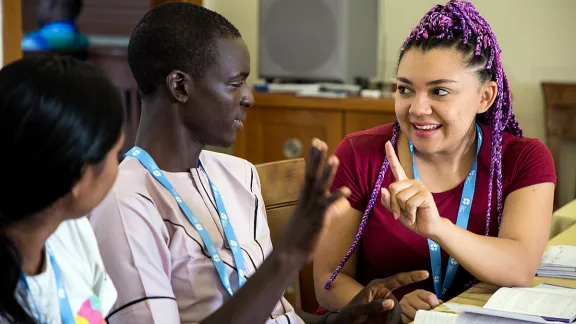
[283,138,303,159]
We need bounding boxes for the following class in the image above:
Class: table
[551,199,576,238]
[433,222,576,313]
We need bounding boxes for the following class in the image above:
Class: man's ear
[165,70,191,103]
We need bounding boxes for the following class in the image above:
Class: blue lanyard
[408,124,482,299]
[126,146,246,295]
[20,247,75,324]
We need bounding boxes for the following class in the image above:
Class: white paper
[445,304,562,324]
[540,245,576,267]
[538,265,576,271]
[484,287,576,320]
[536,273,576,280]
[457,313,544,323]
[414,310,459,324]
[414,310,545,324]
[537,270,576,276]
[528,284,576,298]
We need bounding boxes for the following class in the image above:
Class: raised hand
[331,270,429,324]
[199,139,351,324]
[275,138,351,266]
[380,141,443,238]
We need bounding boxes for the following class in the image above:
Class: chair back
[542,82,576,209]
[256,158,319,313]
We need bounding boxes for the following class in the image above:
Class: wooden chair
[542,82,576,210]
[255,158,320,313]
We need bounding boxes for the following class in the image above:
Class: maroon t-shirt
[329,123,556,301]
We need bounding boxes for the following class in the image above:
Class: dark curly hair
[128,2,241,96]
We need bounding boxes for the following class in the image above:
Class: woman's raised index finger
[385,141,408,181]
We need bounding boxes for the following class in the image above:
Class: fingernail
[393,212,399,220]
[341,186,351,196]
[383,299,394,309]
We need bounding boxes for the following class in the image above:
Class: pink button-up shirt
[89,150,302,324]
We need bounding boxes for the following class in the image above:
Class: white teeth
[415,124,440,130]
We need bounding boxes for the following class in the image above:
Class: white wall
[205,0,576,203]
[204,0,259,84]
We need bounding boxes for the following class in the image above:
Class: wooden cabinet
[344,111,397,135]
[236,108,343,164]
[234,93,396,164]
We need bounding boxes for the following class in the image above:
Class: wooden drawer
[235,107,343,164]
[344,111,397,135]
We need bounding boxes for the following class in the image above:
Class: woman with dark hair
[314,1,556,322]
[0,56,125,323]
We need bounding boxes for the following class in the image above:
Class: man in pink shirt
[89,3,428,324]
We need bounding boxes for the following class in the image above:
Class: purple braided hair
[324,122,401,289]
[324,0,523,290]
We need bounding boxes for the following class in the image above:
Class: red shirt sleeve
[331,137,367,211]
[506,138,556,193]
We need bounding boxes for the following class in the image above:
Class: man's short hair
[128,3,241,96]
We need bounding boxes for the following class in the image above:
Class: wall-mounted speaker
[258,0,379,84]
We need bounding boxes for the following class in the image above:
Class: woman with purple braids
[313,1,556,322]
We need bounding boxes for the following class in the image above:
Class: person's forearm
[316,274,364,310]
[200,250,301,324]
[433,218,537,287]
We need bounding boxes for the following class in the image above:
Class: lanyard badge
[408,124,482,299]
[20,246,75,324]
[127,147,246,296]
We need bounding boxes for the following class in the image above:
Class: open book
[442,284,576,323]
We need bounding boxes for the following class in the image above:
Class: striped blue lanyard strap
[126,147,246,295]
[408,124,482,299]
[20,246,75,324]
